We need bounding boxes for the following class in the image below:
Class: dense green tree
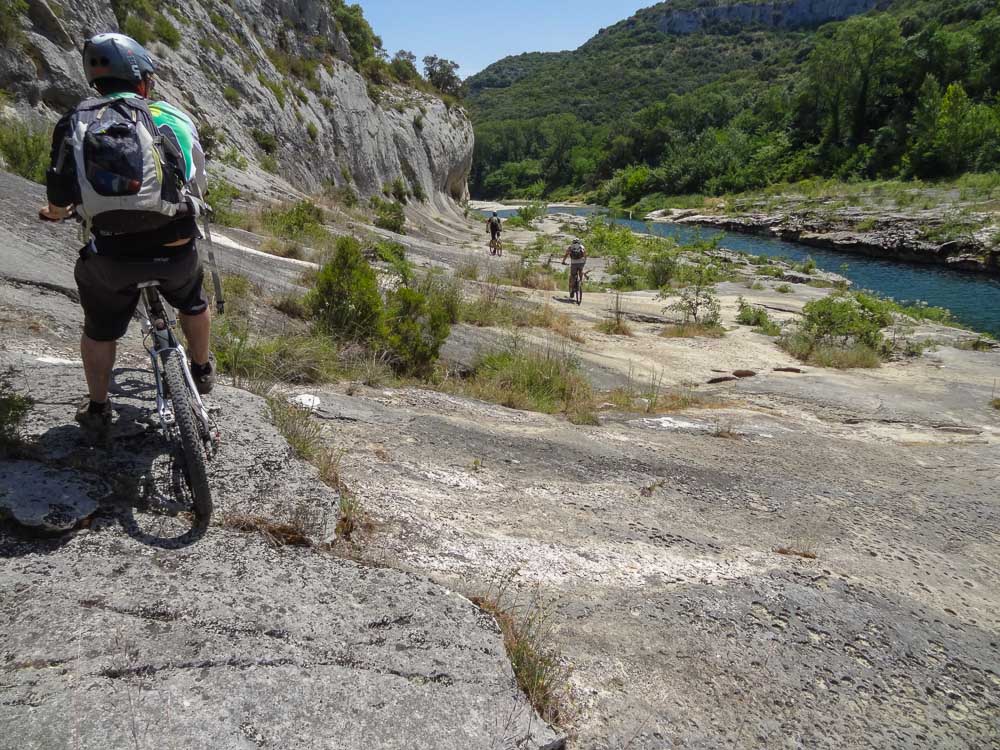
[423,55,462,96]
[469,0,1000,204]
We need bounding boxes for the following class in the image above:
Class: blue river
[489,206,1000,336]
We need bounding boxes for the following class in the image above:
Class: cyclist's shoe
[190,352,216,395]
[75,398,112,443]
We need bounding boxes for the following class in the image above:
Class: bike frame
[137,282,214,448]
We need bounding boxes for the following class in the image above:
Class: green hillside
[467,0,1000,203]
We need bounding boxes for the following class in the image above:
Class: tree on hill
[423,55,463,97]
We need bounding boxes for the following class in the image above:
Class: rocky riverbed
[2,168,999,749]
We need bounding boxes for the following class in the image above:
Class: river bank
[647,203,1000,277]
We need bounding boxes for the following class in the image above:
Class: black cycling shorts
[74,240,208,342]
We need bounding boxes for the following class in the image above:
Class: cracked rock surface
[0,177,562,749]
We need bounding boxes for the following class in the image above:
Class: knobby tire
[162,350,212,522]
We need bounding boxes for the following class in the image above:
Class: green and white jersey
[107,92,207,194]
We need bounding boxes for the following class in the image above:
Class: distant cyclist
[561,238,587,301]
[486,211,502,255]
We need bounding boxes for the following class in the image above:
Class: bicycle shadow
[2,366,210,552]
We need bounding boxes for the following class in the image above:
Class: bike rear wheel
[161,349,212,522]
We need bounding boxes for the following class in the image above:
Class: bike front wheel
[162,349,213,523]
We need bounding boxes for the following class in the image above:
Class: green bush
[224,86,241,107]
[385,287,451,377]
[307,236,385,342]
[260,154,279,174]
[0,0,27,45]
[123,15,151,45]
[206,179,243,226]
[780,291,892,366]
[209,10,230,32]
[371,239,412,282]
[257,74,287,108]
[260,200,326,243]
[371,196,406,234]
[153,13,180,48]
[306,122,319,141]
[415,270,462,324]
[0,118,48,184]
[736,297,781,336]
[664,266,721,325]
[386,177,409,204]
[251,128,278,155]
[213,322,341,385]
[516,201,547,223]
[0,368,32,452]
[463,345,595,419]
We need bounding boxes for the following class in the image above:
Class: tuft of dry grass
[596,318,633,336]
[261,236,306,260]
[991,398,1000,410]
[661,322,725,338]
[469,569,573,727]
[597,293,634,337]
[271,292,309,320]
[456,257,481,281]
[267,397,324,460]
[220,514,314,547]
[602,366,722,415]
[775,546,818,560]
[711,420,740,439]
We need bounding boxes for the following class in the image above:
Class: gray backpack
[61,96,191,235]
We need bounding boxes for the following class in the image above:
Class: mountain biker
[40,33,214,441]
[561,238,587,296]
[487,211,502,252]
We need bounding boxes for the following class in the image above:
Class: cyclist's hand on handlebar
[38,204,74,222]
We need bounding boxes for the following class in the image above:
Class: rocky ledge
[648,208,1000,276]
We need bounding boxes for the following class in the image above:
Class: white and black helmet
[82,33,156,87]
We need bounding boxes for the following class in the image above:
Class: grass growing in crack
[461,283,583,343]
[214,323,342,386]
[661,322,725,338]
[271,292,310,320]
[221,514,315,547]
[0,368,32,454]
[736,297,781,336]
[603,365,718,414]
[774,546,818,560]
[455,343,596,422]
[267,397,324,460]
[780,333,882,369]
[992,398,1000,410]
[596,293,634,336]
[470,569,572,727]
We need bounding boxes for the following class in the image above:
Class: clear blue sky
[360,1,645,77]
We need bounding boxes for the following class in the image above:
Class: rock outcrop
[648,208,1000,277]
[0,0,473,206]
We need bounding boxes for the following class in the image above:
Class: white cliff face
[651,0,882,34]
[1,0,473,203]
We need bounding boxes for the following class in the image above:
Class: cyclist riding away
[487,211,502,254]
[562,238,587,301]
[40,33,214,442]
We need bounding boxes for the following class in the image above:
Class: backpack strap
[188,181,225,315]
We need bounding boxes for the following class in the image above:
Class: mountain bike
[489,235,503,257]
[139,279,217,522]
[567,265,584,305]
[40,205,220,524]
